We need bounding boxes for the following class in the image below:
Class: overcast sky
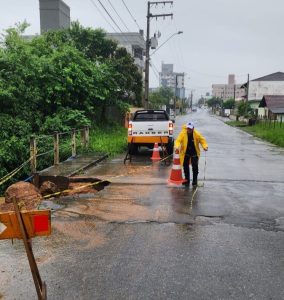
[1,0,284,99]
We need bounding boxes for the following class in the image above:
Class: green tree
[0,21,143,193]
[223,98,235,109]
[237,100,254,117]
[44,22,142,106]
[206,97,222,108]
[149,87,174,109]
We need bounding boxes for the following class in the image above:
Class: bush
[41,109,91,134]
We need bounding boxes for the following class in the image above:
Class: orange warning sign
[0,210,51,240]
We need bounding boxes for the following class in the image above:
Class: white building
[241,72,284,116]
[107,31,145,74]
[245,72,284,100]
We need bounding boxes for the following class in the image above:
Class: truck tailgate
[131,121,169,136]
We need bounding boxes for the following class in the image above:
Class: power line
[150,65,160,81]
[97,0,123,33]
[121,0,142,30]
[89,0,117,32]
[151,61,160,77]
[107,0,130,31]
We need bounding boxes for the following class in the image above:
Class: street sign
[0,210,51,240]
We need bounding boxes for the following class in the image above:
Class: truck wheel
[128,143,138,155]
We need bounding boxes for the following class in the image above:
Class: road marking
[0,222,7,234]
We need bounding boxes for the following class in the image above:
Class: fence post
[84,126,90,149]
[72,129,76,157]
[54,131,59,165]
[30,135,37,174]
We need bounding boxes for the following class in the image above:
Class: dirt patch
[66,198,151,223]
[52,219,107,250]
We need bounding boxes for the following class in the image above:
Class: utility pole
[245,73,250,116]
[144,1,173,109]
[190,90,193,110]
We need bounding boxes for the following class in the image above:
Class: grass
[225,120,247,127]
[89,126,128,157]
[226,120,284,147]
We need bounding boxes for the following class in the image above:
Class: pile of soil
[0,182,42,212]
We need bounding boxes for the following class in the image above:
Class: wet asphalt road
[1,109,284,299]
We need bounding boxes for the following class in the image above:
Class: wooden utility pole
[144,1,173,109]
[245,73,250,116]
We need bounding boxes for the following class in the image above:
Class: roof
[107,32,145,50]
[252,72,284,82]
[259,95,284,114]
[241,72,284,88]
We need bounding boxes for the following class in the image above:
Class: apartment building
[39,0,70,34]
[212,74,244,100]
[159,63,185,98]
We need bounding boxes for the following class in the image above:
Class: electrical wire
[97,0,124,32]
[150,65,160,81]
[89,0,118,32]
[107,0,130,31]
[121,0,142,30]
[89,0,132,47]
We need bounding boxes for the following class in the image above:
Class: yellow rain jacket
[174,124,208,166]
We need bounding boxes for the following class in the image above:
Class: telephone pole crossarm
[149,1,173,5]
[150,13,173,18]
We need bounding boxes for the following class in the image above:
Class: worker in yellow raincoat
[174,121,208,187]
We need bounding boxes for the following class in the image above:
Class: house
[241,72,284,116]
[258,95,284,121]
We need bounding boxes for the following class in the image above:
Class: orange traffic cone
[151,143,161,161]
[168,149,187,185]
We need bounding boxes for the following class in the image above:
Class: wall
[39,0,70,33]
[248,81,284,100]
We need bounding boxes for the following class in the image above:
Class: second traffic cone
[168,149,187,185]
[151,143,161,161]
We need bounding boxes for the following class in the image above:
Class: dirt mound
[0,182,42,212]
[40,181,58,196]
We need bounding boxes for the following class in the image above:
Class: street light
[150,31,183,57]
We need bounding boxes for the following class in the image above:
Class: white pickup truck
[127,109,174,155]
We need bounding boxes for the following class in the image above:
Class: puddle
[39,200,66,211]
